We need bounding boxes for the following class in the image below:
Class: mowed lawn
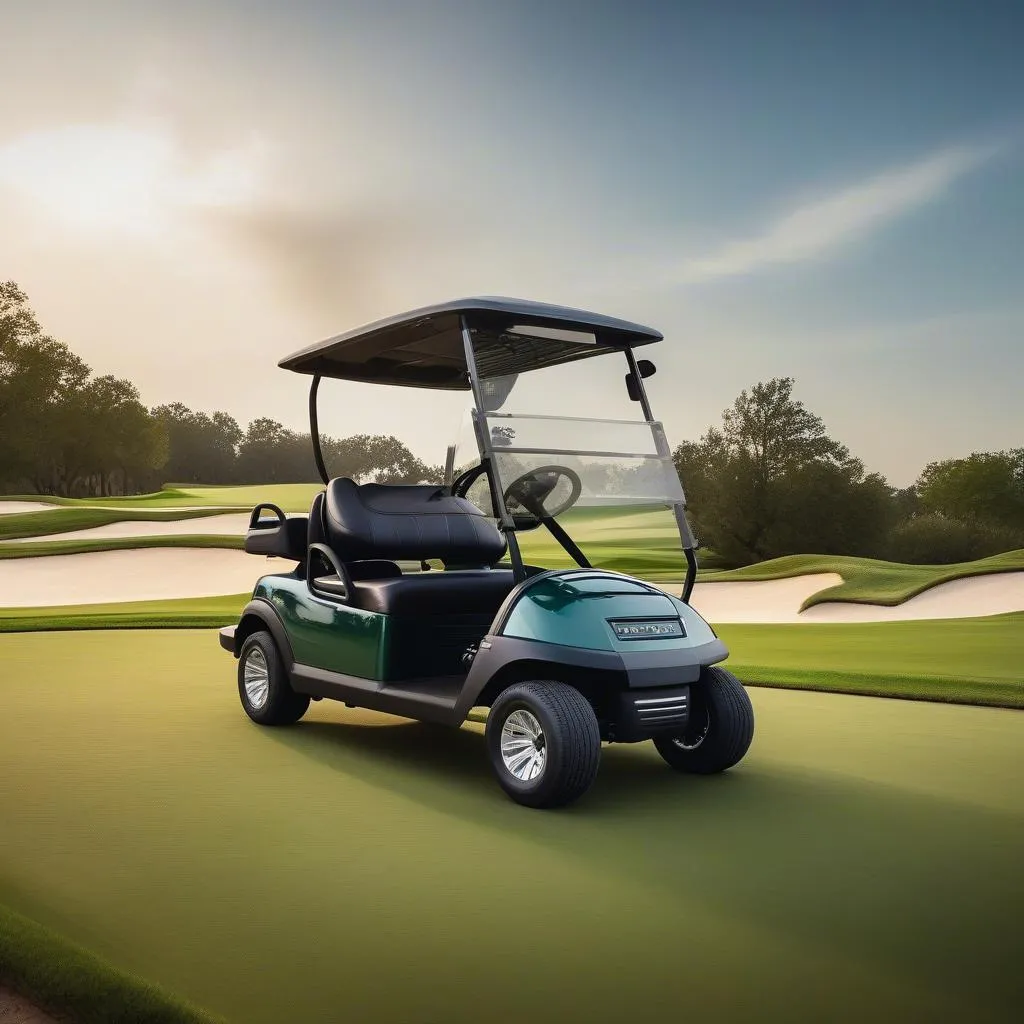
[1,632,1022,1024]
[720,613,1024,707]
[0,484,325,513]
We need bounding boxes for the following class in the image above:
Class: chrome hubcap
[500,709,546,781]
[673,706,710,750]
[243,648,270,709]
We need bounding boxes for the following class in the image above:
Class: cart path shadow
[261,713,1024,1021]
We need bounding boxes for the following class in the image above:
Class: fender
[453,633,728,722]
[220,598,297,670]
[453,567,729,722]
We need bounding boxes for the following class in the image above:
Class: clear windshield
[452,337,684,569]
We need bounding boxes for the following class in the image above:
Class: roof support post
[309,374,329,485]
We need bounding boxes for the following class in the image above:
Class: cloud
[673,138,1009,284]
[0,119,270,238]
[199,200,452,325]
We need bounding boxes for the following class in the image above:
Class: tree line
[3,281,1021,564]
[0,282,441,496]
[673,377,1023,566]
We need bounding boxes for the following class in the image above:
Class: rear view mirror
[625,359,656,401]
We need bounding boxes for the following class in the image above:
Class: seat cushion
[325,478,507,565]
[351,569,516,616]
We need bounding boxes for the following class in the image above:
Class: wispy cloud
[673,138,1010,284]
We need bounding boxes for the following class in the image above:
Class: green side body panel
[500,573,718,653]
[254,573,389,679]
[250,568,719,683]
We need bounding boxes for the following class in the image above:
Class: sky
[1,0,1022,487]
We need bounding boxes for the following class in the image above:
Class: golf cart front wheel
[485,681,601,808]
[237,630,310,726]
[654,667,754,774]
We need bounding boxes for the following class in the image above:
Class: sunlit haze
[2,0,1022,487]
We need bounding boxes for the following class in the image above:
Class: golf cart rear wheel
[654,667,754,774]
[486,681,601,809]
[237,630,310,726]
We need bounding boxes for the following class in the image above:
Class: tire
[237,630,310,726]
[485,680,602,809]
[653,666,754,774]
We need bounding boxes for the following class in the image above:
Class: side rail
[244,503,308,561]
[307,542,354,602]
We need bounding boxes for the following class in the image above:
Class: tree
[235,418,310,483]
[0,282,90,491]
[152,403,243,485]
[328,433,442,484]
[76,376,168,496]
[915,450,1024,534]
[673,377,895,564]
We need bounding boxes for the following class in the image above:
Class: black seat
[307,479,514,616]
[324,478,507,565]
[352,568,516,616]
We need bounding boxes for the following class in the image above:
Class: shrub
[886,513,1023,564]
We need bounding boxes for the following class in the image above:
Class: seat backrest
[308,491,328,550]
[324,478,507,565]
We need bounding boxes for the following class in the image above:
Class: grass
[1,630,1022,1024]
[0,901,224,1023]
[0,508,230,541]
[0,594,248,632]
[0,483,324,512]
[0,535,245,559]
[4,487,1020,608]
[718,612,1024,708]
[0,587,1020,706]
[700,549,1024,609]
[518,505,695,580]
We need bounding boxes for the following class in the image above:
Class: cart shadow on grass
[256,708,709,813]
[255,709,1024,1022]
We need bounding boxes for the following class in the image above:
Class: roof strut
[309,374,329,485]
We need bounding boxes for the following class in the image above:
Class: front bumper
[219,625,236,654]
[610,684,691,742]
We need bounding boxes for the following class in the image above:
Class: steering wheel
[502,465,582,522]
[450,462,487,500]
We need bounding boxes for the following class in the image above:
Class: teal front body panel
[253,573,388,679]
[499,573,718,654]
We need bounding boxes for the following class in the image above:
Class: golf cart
[219,297,754,808]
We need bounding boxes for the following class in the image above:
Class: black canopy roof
[277,296,663,390]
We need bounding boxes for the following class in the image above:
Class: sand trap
[800,572,1024,622]
[686,574,844,623]
[0,501,58,514]
[1,549,1022,621]
[0,549,295,607]
[682,571,1024,622]
[8,512,254,543]
[0,985,60,1024]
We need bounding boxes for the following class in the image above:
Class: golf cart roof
[278,296,663,390]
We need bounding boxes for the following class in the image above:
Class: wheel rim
[243,648,270,709]
[672,705,710,751]
[500,708,546,781]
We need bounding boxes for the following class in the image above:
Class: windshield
[450,334,685,525]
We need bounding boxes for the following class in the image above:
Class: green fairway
[0,483,324,513]
[1,595,1020,706]
[517,505,697,579]
[0,631,1021,1024]
[5,487,1021,610]
[701,549,1024,607]
[0,535,245,560]
[0,507,231,541]
[0,594,248,632]
[719,613,1024,708]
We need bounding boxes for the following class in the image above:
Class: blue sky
[1,0,1021,486]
